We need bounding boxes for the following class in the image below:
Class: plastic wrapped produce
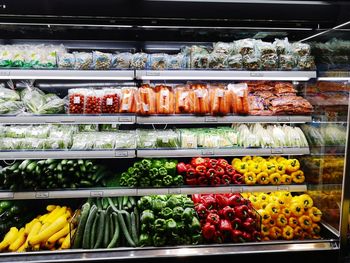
[179,129,197,148]
[256,41,276,56]
[25,125,50,138]
[234,39,255,56]
[131,53,148,69]
[0,46,13,67]
[36,94,65,114]
[3,126,27,138]
[85,89,102,114]
[279,54,296,70]
[0,85,20,102]
[100,124,119,131]
[191,83,209,115]
[57,53,75,69]
[213,42,235,55]
[21,86,46,114]
[79,124,98,132]
[111,52,132,69]
[137,130,157,148]
[0,101,24,114]
[225,54,243,69]
[43,135,72,149]
[273,38,290,55]
[92,51,112,70]
[71,133,94,149]
[291,42,311,56]
[73,52,92,70]
[261,54,278,70]
[297,55,316,70]
[208,52,227,69]
[148,53,168,70]
[166,53,186,69]
[174,84,194,114]
[115,131,136,148]
[93,133,116,149]
[101,88,120,113]
[155,85,174,114]
[155,130,180,148]
[190,53,210,69]
[242,54,261,70]
[68,88,87,114]
[119,87,140,113]
[12,46,26,67]
[228,83,249,114]
[209,84,231,115]
[139,84,156,115]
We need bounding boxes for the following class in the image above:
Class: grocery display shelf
[0,184,307,200]
[137,115,312,124]
[0,239,338,262]
[0,114,136,124]
[309,146,346,156]
[0,150,136,160]
[137,147,310,158]
[135,70,317,81]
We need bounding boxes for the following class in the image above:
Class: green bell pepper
[183,199,194,209]
[140,177,151,187]
[141,159,152,171]
[154,218,166,233]
[166,218,177,232]
[152,160,163,169]
[190,217,201,233]
[138,196,153,210]
[149,168,159,180]
[140,210,155,224]
[164,161,177,176]
[152,199,166,213]
[176,221,185,234]
[152,179,163,187]
[139,233,152,246]
[173,175,184,186]
[160,207,173,219]
[182,207,194,222]
[162,175,173,186]
[158,167,167,177]
[126,177,138,187]
[191,234,202,245]
[133,161,143,170]
[153,234,166,247]
[166,196,181,209]
[172,206,184,220]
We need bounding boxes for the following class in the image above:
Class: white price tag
[90,191,104,197]
[216,90,224,97]
[143,104,150,111]
[119,116,132,122]
[168,188,181,194]
[115,151,129,157]
[271,148,284,154]
[122,104,129,110]
[236,90,244,97]
[250,72,264,77]
[0,192,14,199]
[35,192,49,199]
[0,92,4,97]
[73,96,80,104]
[205,116,218,122]
[112,124,118,128]
[195,90,204,98]
[146,71,160,76]
[0,71,10,76]
[106,98,113,106]
[161,90,169,97]
[201,149,214,156]
[277,116,290,122]
[162,137,169,143]
[277,186,290,191]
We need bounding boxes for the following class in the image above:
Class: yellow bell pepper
[244,171,257,185]
[281,174,292,184]
[268,218,276,227]
[276,214,288,227]
[249,162,261,174]
[257,172,269,185]
[308,223,321,235]
[236,162,249,174]
[231,158,241,168]
[298,194,314,209]
[253,156,265,163]
[286,159,300,173]
[269,173,281,185]
[308,207,322,222]
[265,161,277,174]
[269,226,282,240]
[279,191,292,204]
[291,170,305,184]
[293,226,304,239]
[276,163,286,175]
[258,193,269,202]
[267,156,277,162]
[258,209,271,225]
[277,156,287,163]
[242,156,252,162]
[261,225,270,237]
[298,215,312,230]
[248,195,259,206]
[265,202,280,218]
[288,217,298,228]
[290,202,304,217]
[259,201,269,210]
[282,225,294,240]
[281,207,291,218]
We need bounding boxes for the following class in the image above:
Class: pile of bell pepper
[138,195,202,246]
[177,157,244,186]
[120,159,184,187]
[232,156,305,185]
[243,191,322,240]
[192,194,261,243]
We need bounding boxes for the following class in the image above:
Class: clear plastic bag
[43,135,71,149]
[234,39,255,56]
[111,52,132,69]
[191,83,209,115]
[228,83,249,114]
[71,133,94,149]
[190,53,210,69]
[256,41,276,56]
[101,88,121,113]
[213,42,235,55]
[209,84,231,116]
[179,129,197,148]
[0,85,20,102]
[37,94,65,114]
[242,54,261,70]
[0,46,13,67]
[12,46,26,68]
[57,53,75,69]
[137,130,157,148]
[74,52,92,70]
[4,126,27,138]
[0,101,24,114]
[139,84,156,115]
[79,124,98,132]
[115,131,136,149]
[208,52,227,69]
[92,51,112,70]
[147,53,168,70]
[68,88,87,114]
[291,42,311,56]
[279,54,296,70]
[119,87,140,113]
[93,132,116,149]
[166,53,186,69]
[155,130,179,148]
[225,54,243,69]
[297,55,316,70]
[25,125,50,138]
[21,86,46,114]
[131,53,148,69]
[273,38,290,55]
[84,89,102,114]
[155,85,174,114]
[174,84,194,114]
[260,54,278,70]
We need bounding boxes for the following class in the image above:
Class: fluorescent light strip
[0,76,134,80]
[147,0,330,5]
[140,76,311,81]
[317,77,350,82]
[139,25,313,30]
[0,22,133,28]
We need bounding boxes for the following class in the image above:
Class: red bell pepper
[222,206,235,220]
[213,231,224,243]
[195,203,208,219]
[215,166,225,177]
[185,178,197,185]
[232,229,243,242]
[191,157,206,167]
[192,194,201,204]
[219,219,233,240]
[210,176,221,186]
[195,165,207,176]
[208,159,218,169]
[201,195,217,209]
[228,194,243,207]
[217,158,229,168]
[242,231,252,242]
[235,205,249,220]
[206,213,220,225]
[176,162,187,174]
[202,222,216,240]
[186,167,197,179]
[215,194,229,208]
[252,230,261,241]
[232,217,242,229]
[198,176,208,186]
[225,165,236,176]
[232,173,244,184]
[221,174,232,185]
[185,164,193,170]
[206,168,216,180]
[242,217,256,231]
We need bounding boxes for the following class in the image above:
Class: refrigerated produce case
[0,0,348,262]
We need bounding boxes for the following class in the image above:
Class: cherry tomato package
[101,88,121,114]
[68,88,87,114]
[85,89,102,114]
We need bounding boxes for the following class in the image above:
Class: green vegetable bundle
[117,159,183,188]
[0,159,110,190]
[73,197,139,249]
[138,195,201,247]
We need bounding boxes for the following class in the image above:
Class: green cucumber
[8,162,20,172]
[133,207,140,237]
[122,196,128,207]
[103,210,112,248]
[117,212,136,247]
[73,202,91,249]
[123,211,132,234]
[94,210,106,248]
[61,159,68,166]
[130,212,139,246]
[90,212,99,248]
[18,160,32,171]
[96,198,103,210]
[82,204,98,249]
[45,159,57,165]
[107,212,120,248]
[102,198,109,210]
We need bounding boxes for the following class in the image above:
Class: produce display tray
[0,115,136,124]
[137,147,310,158]
[135,70,317,81]
[0,150,136,160]
[0,239,338,262]
[0,69,135,80]
[0,184,307,200]
[136,115,312,124]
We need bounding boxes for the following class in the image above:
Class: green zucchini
[130,212,139,246]
[82,204,98,249]
[107,212,120,248]
[72,202,91,249]
[90,212,99,248]
[94,210,106,248]
[117,212,136,247]
[103,209,112,248]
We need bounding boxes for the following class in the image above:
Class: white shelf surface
[0,69,135,80]
[0,115,136,124]
[0,184,307,200]
[135,70,317,81]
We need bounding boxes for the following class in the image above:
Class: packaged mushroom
[225,54,243,69]
[273,38,290,55]
[92,51,112,70]
[131,52,148,69]
[261,53,278,70]
[297,55,316,70]
[279,54,296,70]
[166,53,186,69]
[291,42,311,56]
[234,38,255,56]
[58,53,75,69]
[111,52,132,69]
[147,53,168,70]
[74,52,92,70]
[256,41,276,56]
[212,42,235,55]
[242,53,261,70]
[190,45,210,69]
[208,52,227,69]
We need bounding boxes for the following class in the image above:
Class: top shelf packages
[0,38,315,71]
